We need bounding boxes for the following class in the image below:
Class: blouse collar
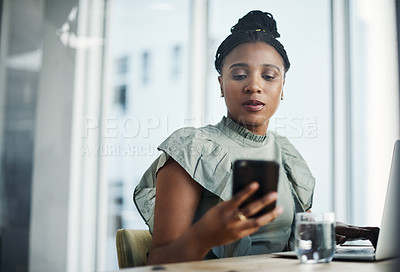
[217,116,269,147]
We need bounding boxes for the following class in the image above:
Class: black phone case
[232,160,279,217]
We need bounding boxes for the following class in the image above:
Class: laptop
[273,140,400,261]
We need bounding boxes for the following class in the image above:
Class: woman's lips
[242,99,265,111]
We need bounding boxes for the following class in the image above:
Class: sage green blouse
[134,117,315,258]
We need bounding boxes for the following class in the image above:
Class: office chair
[116,229,152,268]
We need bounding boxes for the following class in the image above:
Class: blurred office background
[0,0,399,271]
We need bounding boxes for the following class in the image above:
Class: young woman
[134,10,379,265]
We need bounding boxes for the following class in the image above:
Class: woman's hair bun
[215,10,290,74]
[230,10,280,38]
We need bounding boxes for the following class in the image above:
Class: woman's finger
[241,206,283,229]
[336,234,347,244]
[229,182,259,209]
[239,192,278,218]
[335,223,360,238]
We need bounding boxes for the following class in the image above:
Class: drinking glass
[295,212,335,263]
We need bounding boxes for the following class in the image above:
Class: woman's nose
[244,76,262,94]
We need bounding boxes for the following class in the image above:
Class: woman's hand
[192,182,283,249]
[335,221,380,248]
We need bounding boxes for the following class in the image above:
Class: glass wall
[0,0,44,271]
[101,0,192,269]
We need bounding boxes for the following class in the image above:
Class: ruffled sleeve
[274,134,315,212]
[133,126,232,233]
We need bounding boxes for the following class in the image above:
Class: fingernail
[275,206,283,214]
[249,182,258,189]
[266,192,277,200]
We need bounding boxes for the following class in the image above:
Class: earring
[220,94,224,98]
[281,95,284,100]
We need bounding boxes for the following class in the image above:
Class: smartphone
[232,160,279,217]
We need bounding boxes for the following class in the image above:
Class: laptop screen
[375,140,400,260]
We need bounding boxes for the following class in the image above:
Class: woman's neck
[227,116,269,135]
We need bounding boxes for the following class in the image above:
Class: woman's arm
[147,158,283,265]
[147,158,206,264]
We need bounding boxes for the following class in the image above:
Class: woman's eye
[263,75,275,80]
[233,74,246,80]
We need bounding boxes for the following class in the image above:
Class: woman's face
[218,42,285,135]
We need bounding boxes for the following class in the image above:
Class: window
[171,45,182,79]
[103,0,191,269]
[0,1,44,271]
[142,51,151,85]
[349,0,399,225]
[115,56,129,75]
[115,85,127,111]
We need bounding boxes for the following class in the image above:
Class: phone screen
[232,160,279,217]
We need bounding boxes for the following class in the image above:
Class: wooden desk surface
[119,254,397,272]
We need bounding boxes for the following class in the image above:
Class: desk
[118,254,397,272]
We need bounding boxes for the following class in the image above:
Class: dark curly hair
[215,10,290,75]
